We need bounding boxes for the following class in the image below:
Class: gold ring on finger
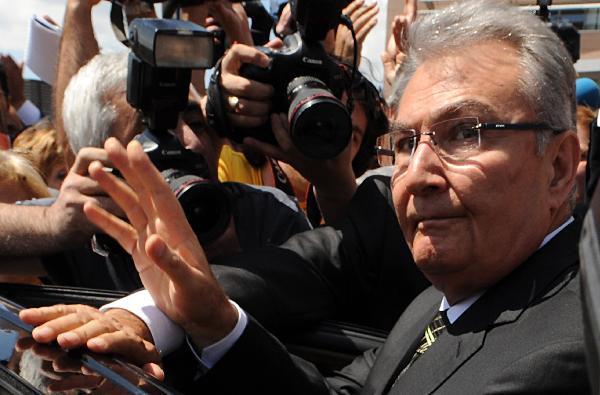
[227,95,241,113]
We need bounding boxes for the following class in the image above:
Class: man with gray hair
[58,0,588,393]
[62,52,140,154]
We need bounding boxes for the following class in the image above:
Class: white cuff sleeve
[16,100,42,126]
[187,301,248,369]
[100,290,184,356]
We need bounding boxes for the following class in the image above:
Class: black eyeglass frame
[374,119,565,166]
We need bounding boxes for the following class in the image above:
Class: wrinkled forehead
[395,42,530,129]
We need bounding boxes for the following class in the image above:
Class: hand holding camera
[219,43,275,129]
[207,0,354,159]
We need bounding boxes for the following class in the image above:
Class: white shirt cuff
[100,290,184,356]
[187,301,248,369]
[16,100,42,126]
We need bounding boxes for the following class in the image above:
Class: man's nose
[401,136,447,196]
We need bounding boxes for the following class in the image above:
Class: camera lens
[287,76,352,159]
[162,169,232,245]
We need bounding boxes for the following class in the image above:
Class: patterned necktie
[398,310,448,379]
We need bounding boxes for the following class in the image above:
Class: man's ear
[547,130,579,209]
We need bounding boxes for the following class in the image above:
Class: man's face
[349,102,368,160]
[392,42,563,303]
[107,90,144,145]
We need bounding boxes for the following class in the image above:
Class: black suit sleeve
[185,316,378,395]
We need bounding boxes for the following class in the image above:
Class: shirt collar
[438,216,574,324]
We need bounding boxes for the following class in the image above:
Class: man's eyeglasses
[375,117,563,170]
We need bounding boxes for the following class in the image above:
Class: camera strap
[206,58,233,139]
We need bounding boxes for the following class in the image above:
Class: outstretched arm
[381,0,416,90]
[0,147,119,257]
[54,0,101,162]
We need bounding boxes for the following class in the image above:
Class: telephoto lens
[161,169,232,245]
[287,76,352,159]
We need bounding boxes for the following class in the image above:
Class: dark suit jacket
[211,174,429,333]
[194,219,589,394]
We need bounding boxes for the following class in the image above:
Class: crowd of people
[1,0,600,393]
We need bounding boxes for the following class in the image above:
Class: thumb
[265,38,284,50]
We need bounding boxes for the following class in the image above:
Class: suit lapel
[361,288,441,395]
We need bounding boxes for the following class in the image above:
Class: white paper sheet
[25,15,62,85]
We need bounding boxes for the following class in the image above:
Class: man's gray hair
[63,52,128,153]
[389,0,577,141]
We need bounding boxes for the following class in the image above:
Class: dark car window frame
[0,295,180,395]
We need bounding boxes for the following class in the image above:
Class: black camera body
[126,18,232,245]
[240,33,351,159]
[207,0,353,159]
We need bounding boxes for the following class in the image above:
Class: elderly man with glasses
[21,0,589,393]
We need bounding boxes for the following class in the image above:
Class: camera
[206,0,353,159]
[127,18,232,245]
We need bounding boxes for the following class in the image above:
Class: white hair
[389,0,577,140]
[63,52,128,153]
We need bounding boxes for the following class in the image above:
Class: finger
[223,74,273,100]
[403,0,417,22]
[228,113,269,128]
[103,138,155,221]
[356,17,377,42]
[222,43,270,75]
[84,201,138,255]
[32,312,97,345]
[353,6,379,33]
[70,147,111,176]
[143,363,165,381]
[126,142,200,249]
[19,305,71,326]
[88,160,147,230]
[394,15,405,44]
[264,38,284,50]
[349,2,377,24]
[87,332,160,365]
[20,305,81,327]
[61,173,110,196]
[343,0,365,17]
[56,319,122,350]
